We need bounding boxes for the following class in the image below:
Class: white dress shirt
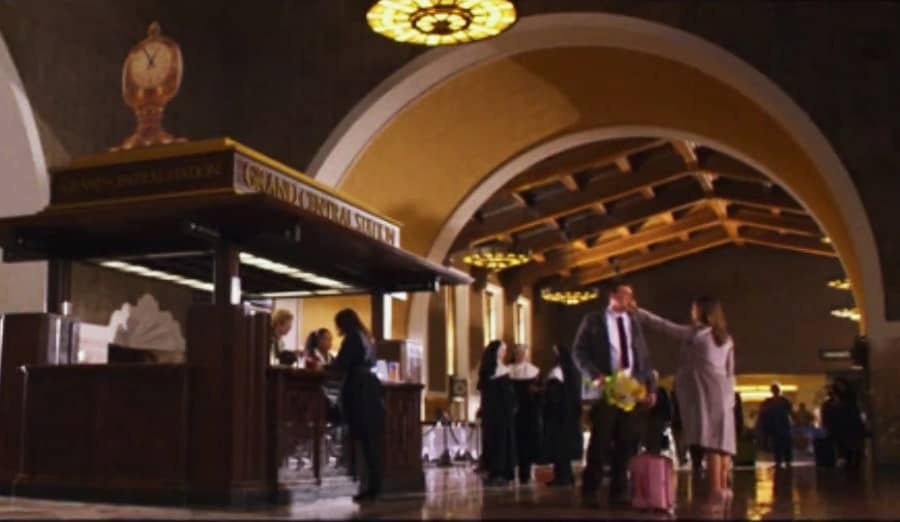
[605,307,634,377]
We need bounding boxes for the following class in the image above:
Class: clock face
[128,41,174,89]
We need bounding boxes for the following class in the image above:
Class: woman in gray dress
[631,296,736,503]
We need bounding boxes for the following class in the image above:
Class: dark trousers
[582,400,642,499]
[351,424,384,494]
[772,434,793,466]
[553,456,574,484]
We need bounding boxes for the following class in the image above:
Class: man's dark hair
[607,278,631,295]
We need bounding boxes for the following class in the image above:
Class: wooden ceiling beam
[559,175,580,192]
[713,178,804,213]
[568,227,733,287]
[507,207,721,287]
[509,138,665,192]
[514,178,707,253]
[727,207,821,237]
[672,140,699,169]
[697,149,770,183]
[457,152,691,246]
[737,227,837,257]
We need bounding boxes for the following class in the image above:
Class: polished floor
[0,462,897,520]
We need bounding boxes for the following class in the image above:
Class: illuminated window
[445,286,456,376]
[483,284,502,346]
[513,297,530,346]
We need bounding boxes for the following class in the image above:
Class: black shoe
[546,478,574,487]
[608,495,631,508]
[352,490,380,503]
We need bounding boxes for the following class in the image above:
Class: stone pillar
[868,328,900,467]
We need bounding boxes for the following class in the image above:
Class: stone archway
[0,31,50,313]
[310,13,884,339]
[310,13,900,462]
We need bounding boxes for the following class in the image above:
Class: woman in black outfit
[328,309,385,502]
[478,340,517,486]
[541,344,583,486]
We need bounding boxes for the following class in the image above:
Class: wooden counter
[267,368,424,501]
[11,362,424,505]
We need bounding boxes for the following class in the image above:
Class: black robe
[542,351,583,464]
[481,373,517,480]
[511,370,542,474]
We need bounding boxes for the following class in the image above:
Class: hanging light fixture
[541,287,599,306]
[827,278,852,291]
[366,0,517,47]
[461,243,531,271]
[830,307,861,322]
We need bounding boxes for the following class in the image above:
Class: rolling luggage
[629,452,676,513]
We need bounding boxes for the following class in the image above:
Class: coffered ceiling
[449,138,833,291]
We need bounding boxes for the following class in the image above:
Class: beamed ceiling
[448,138,833,291]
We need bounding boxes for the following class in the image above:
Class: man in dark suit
[573,280,656,506]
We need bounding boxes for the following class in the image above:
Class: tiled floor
[0,462,896,520]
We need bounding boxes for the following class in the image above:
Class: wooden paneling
[0,314,77,490]
[186,304,269,505]
[382,383,425,493]
[16,365,189,501]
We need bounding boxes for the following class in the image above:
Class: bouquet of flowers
[594,370,647,412]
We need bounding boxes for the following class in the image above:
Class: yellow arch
[336,46,866,330]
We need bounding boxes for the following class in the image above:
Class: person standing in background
[541,344,583,487]
[305,327,335,369]
[270,309,297,366]
[509,344,541,485]
[478,340,517,486]
[758,383,794,468]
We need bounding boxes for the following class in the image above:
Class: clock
[114,22,185,151]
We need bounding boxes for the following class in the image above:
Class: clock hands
[140,47,158,68]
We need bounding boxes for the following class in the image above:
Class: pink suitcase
[629,453,676,512]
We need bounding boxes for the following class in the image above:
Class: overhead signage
[233,155,400,247]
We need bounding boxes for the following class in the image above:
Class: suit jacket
[572,309,656,392]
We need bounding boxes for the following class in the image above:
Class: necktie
[616,315,630,369]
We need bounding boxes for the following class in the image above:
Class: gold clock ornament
[114,21,185,151]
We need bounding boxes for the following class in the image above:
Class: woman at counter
[328,309,385,502]
[304,328,335,370]
[270,309,297,366]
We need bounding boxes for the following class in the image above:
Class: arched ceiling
[447,138,833,292]
[336,45,863,325]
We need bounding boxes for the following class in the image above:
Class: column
[868,327,900,467]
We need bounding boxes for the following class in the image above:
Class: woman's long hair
[335,308,372,342]
[694,296,730,347]
[477,340,503,392]
[304,328,330,357]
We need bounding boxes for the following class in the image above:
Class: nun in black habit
[509,344,542,484]
[541,344,583,487]
[328,308,385,502]
[478,340,517,486]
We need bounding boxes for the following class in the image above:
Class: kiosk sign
[234,155,400,247]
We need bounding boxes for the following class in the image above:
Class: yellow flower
[604,370,647,412]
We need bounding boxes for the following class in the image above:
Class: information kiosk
[0,138,470,505]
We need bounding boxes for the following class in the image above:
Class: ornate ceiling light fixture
[827,278,852,291]
[830,307,861,322]
[366,0,517,47]
[461,243,531,272]
[541,287,599,306]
